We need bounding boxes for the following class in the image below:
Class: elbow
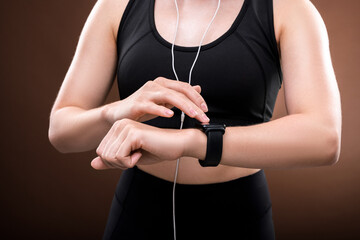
[48,125,71,154]
[321,129,341,166]
[48,109,75,154]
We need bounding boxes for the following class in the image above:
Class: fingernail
[202,114,210,122]
[166,109,173,116]
[190,109,198,117]
[201,103,208,112]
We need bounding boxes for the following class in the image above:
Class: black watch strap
[198,123,226,167]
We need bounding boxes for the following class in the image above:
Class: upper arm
[52,0,129,111]
[275,0,341,133]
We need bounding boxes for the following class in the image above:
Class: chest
[116,0,282,125]
[153,0,246,47]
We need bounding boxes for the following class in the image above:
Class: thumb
[130,150,142,165]
[91,156,111,170]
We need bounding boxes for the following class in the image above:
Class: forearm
[185,114,341,169]
[48,105,112,153]
[49,99,135,153]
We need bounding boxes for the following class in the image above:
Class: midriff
[137,156,261,184]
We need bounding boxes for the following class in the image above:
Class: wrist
[100,103,114,125]
[101,99,134,125]
[182,128,207,160]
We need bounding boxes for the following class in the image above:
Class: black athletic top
[116,0,282,129]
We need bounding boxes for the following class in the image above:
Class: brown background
[0,0,359,239]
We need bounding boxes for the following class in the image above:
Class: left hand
[91,118,189,170]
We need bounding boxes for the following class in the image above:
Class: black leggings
[103,166,275,240]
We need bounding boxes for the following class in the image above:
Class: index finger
[154,78,208,112]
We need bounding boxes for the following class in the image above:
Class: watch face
[203,123,226,134]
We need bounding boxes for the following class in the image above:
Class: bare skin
[49,0,341,184]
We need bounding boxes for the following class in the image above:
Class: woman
[48,0,342,239]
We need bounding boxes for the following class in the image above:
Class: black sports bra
[116,0,282,129]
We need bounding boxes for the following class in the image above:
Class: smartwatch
[196,122,226,167]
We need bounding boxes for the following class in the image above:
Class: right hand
[104,77,210,123]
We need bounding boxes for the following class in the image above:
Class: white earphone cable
[171,0,221,239]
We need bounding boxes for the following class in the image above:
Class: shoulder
[273,0,328,50]
[92,0,131,40]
